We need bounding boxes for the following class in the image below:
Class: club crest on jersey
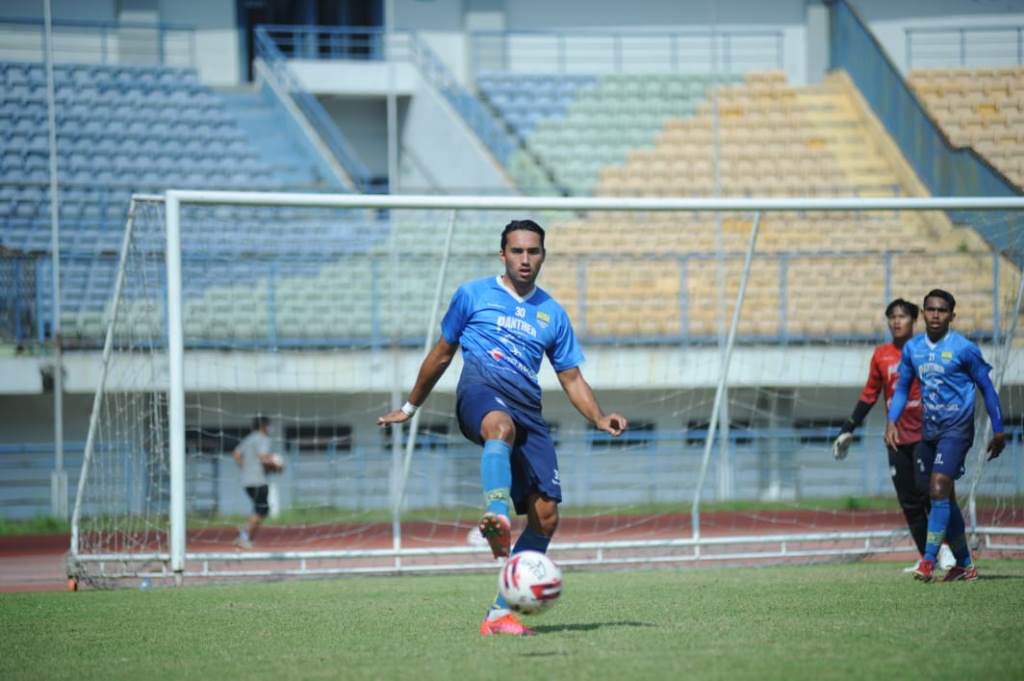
[536,310,550,328]
[941,351,953,361]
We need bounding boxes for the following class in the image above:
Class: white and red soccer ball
[498,550,563,615]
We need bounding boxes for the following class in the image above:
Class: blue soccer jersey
[888,330,1004,441]
[441,275,584,414]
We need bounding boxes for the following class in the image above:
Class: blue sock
[924,498,951,563]
[492,528,552,614]
[481,439,512,518]
[946,501,972,568]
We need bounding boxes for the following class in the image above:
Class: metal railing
[253,25,522,168]
[469,29,785,76]
[5,427,1022,520]
[253,26,381,193]
[906,25,1024,69]
[0,17,195,67]
[3,247,1012,350]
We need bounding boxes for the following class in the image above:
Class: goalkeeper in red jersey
[832,298,954,570]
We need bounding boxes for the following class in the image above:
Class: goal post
[68,190,1024,586]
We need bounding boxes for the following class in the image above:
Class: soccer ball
[263,454,286,474]
[498,550,563,615]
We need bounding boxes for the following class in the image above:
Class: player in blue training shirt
[885,289,1005,582]
[377,219,627,636]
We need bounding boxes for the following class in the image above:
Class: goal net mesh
[69,196,1024,584]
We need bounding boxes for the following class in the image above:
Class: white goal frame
[69,191,1024,584]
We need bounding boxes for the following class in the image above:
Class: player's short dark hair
[885,298,919,320]
[252,415,271,431]
[500,219,545,251]
[923,289,956,312]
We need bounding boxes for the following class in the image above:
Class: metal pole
[710,18,731,501]
[70,199,140,557]
[385,0,399,194]
[394,211,458,511]
[43,0,67,520]
[388,201,402,568]
[692,212,762,545]
[165,193,186,583]
[967,265,1024,532]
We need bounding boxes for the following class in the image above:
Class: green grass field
[2,561,1023,681]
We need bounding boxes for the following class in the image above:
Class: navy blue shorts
[914,436,971,484]
[456,382,561,515]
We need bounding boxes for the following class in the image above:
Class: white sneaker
[902,561,919,573]
[937,544,956,571]
[233,536,253,549]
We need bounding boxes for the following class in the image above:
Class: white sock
[487,608,511,621]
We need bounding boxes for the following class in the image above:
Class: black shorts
[245,485,269,517]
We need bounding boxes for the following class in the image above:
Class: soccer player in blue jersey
[377,219,627,636]
[885,289,1006,582]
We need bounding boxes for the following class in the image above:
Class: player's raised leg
[477,410,515,559]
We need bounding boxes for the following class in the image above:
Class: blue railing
[0,17,195,67]
[253,26,382,193]
[405,33,519,164]
[828,0,1023,265]
[906,25,1024,69]
[4,428,1022,520]
[253,25,522,168]
[4,247,1013,350]
[469,29,785,76]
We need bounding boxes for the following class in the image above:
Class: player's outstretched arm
[966,345,1006,460]
[556,367,627,436]
[376,337,459,427]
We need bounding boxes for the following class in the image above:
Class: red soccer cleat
[480,612,535,637]
[943,565,979,582]
[478,512,512,559]
[912,559,934,582]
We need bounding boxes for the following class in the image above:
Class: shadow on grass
[532,620,657,634]
[975,574,1024,581]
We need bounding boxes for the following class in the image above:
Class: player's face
[501,229,545,288]
[923,296,955,337]
[886,307,914,342]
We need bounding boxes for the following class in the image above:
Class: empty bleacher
[494,70,1019,341]
[909,66,1024,187]
[2,62,1018,348]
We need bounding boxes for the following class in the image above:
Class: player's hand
[884,422,900,451]
[377,410,411,427]
[832,432,852,461]
[596,413,627,436]
[987,432,1006,460]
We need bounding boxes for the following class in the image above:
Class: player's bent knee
[480,411,516,444]
[929,474,952,500]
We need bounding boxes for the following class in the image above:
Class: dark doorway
[239,0,384,81]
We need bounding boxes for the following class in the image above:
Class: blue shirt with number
[441,275,584,414]
[888,330,1003,440]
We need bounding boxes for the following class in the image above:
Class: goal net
[68,192,1024,586]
